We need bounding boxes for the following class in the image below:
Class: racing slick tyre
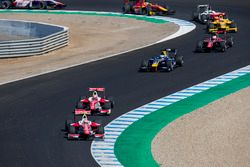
[227,37,234,47]
[1,0,11,9]
[107,97,114,108]
[219,41,227,52]
[139,60,148,72]
[111,100,114,109]
[166,61,174,72]
[76,101,90,110]
[176,56,184,67]
[103,102,112,115]
[122,4,131,14]
[69,125,76,134]
[65,120,73,131]
[96,126,104,134]
[103,102,111,109]
[200,14,208,24]
[146,5,152,16]
[139,7,147,15]
[87,135,95,141]
[39,2,47,9]
[196,41,204,53]
[76,101,84,109]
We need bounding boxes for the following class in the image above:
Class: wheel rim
[3,2,8,8]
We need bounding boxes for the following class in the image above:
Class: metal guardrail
[0,20,69,58]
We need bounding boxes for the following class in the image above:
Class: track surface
[0,0,249,167]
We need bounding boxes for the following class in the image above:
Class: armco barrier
[0,19,69,58]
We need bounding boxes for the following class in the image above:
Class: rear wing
[209,12,226,19]
[89,88,105,92]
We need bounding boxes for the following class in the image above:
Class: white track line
[0,11,195,86]
[91,65,250,167]
[91,14,196,167]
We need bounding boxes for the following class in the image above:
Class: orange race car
[122,0,175,16]
[207,12,237,33]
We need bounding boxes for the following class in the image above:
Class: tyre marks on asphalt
[91,65,250,167]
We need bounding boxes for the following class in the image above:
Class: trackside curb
[91,65,250,167]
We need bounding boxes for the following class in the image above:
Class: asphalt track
[0,0,249,167]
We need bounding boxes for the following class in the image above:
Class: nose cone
[152,63,158,67]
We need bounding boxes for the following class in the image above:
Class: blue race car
[139,48,184,72]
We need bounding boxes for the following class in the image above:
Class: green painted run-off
[115,73,250,167]
[0,10,169,24]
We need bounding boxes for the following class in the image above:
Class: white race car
[0,0,66,9]
[192,4,217,24]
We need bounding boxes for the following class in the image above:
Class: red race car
[196,34,233,53]
[65,114,105,140]
[75,88,114,116]
[122,0,175,16]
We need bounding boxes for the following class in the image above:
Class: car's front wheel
[65,120,72,131]
[1,0,11,9]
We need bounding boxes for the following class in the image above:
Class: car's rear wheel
[96,126,104,134]
[176,56,184,66]
[146,5,152,16]
[200,14,208,24]
[219,41,227,52]
[166,61,173,72]
[103,102,111,109]
[1,0,11,9]
[39,2,46,9]
[196,41,204,52]
[122,4,131,14]
[76,101,84,109]
[141,60,148,67]
[140,7,147,15]
[65,120,73,131]
[139,60,148,71]
[69,125,76,134]
[76,101,90,110]
[227,37,234,47]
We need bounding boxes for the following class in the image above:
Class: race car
[0,0,66,9]
[139,48,184,72]
[192,4,217,24]
[207,13,238,33]
[196,34,233,52]
[65,114,105,140]
[122,0,175,16]
[75,88,114,116]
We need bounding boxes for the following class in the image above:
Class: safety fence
[0,20,69,58]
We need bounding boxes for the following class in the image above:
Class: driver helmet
[79,114,88,124]
[160,54,165,58]
[161,49,169,56]
[82,114,87,120]
[212,35,217,40]
[92,91,98,99]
